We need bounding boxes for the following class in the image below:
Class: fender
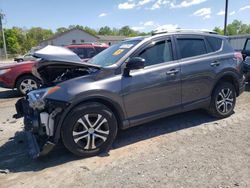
[212,69,242,95]
[53,94,126,142]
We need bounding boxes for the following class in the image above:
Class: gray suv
[15,31,245,158]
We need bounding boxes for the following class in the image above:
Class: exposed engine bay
[31,45,101,86]
[32,62,98,86]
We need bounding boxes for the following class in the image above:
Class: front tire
[61,102,118,157]
[208,82,236,118]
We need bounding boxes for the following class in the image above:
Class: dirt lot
[0,85,249,188]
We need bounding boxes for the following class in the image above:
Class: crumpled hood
[32,45,101,85]
[34,45,82,63]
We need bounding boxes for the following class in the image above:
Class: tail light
[234,52,243,62]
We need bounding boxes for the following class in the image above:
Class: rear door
[122,37,181,125]
[175,35,221,108]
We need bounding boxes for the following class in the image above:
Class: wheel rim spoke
[217,88,234,114]
[73,130,88,143]
[95,129,109,135]
[216,100,224,105]
[73,113,109,150]
[217,102,225,109]
[94,132,108,142]
[91,135,96,149]
[84,134,91,149]
[94,118,107,130]
[77,118,89,130]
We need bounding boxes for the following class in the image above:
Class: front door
[122,37,181,125]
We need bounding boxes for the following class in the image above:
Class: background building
[39,28,126,47]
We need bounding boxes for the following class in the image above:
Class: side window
[85,48,96,58]
[245,39,250,51]
[138,40,173,66]
[206,36,223,52]
[177,38,207,58]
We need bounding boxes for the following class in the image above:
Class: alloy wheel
[72,114,110,150]
[20,79,38,94]
[216,88,234,114]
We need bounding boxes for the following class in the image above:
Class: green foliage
[4,28,21,54]
[1,25,150,55]
[213,20,250,35]
[98,26,113,35]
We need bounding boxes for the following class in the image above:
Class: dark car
[242,38,250,81]
[14,30,245,158]
[242,38,250,59]
[243,57,250,81]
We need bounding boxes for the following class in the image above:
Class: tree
[213,27,223,35]
[213,20,250,35]
[56,27,68,34]
[119,26,139,37]
[83,26,97,36]
[4,28,21,54]
[98,26,113,35]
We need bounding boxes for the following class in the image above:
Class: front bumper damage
[14,98,64,158]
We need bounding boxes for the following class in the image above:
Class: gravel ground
[0,85,249,188]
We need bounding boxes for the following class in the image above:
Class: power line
[224,0,229,35]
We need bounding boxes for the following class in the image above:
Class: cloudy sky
[1,0,250,31]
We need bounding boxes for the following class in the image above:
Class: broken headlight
[27,86,60,110]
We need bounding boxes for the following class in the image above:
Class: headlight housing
[27,86,60,110]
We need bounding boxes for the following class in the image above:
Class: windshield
[88,40,141,67]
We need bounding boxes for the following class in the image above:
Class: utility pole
[0,12,7,59]
[224,0,229,35]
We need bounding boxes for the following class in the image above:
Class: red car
[0,61,39,95]
[0,43,109,95]
[65,43,109,60]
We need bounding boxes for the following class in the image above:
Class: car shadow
[245,82,250,92]
[0,109,218,173]
[0,89,21,99]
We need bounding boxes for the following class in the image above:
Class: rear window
[95,47,107,53]
[177,38,207,58]
[206,36,223,52]
[69,47,96,59]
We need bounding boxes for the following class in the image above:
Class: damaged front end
[14,87,67,158]
[13,45,102,158]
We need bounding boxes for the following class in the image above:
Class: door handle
[166,69,179,76]
[210,61,220,67]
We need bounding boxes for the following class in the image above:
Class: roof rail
[152,29,218,35]
[68,42,108,46]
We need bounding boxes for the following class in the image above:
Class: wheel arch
[212,72,240,96]
[54,96,126,141]
[14,73,38,88]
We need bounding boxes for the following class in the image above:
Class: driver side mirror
[123,57,145,77]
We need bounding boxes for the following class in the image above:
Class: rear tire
[61,102,118,157]
[208,82,236,118]
[16,75,39,95]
